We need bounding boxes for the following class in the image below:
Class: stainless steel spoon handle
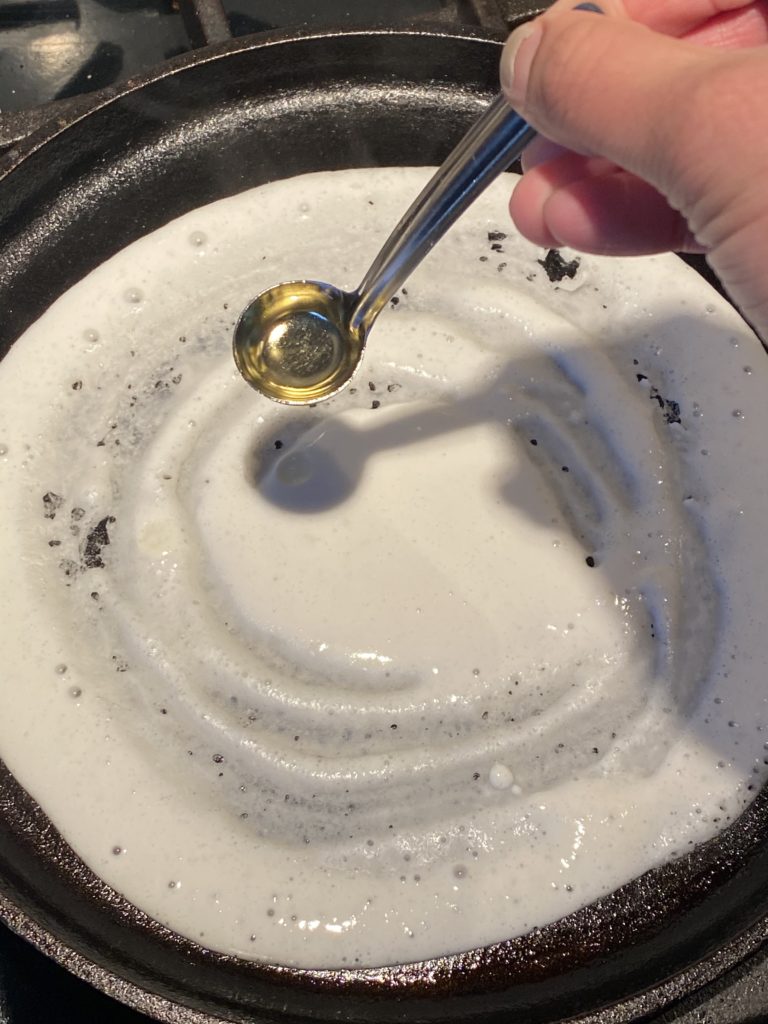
[349,95,535,336]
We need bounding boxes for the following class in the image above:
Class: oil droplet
[124,288,143,305]
[489,763,514,789]
[189,231,207,248]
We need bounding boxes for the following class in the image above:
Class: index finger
[542,0,764,40]
[622,0,759,35]
[682,0,768,47]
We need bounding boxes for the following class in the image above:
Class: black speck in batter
[538,249,580,283]
[82,516,116,569]
[649,385,682,424]
[43,492,64,520]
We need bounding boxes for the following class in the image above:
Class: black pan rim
[3,880,768,1024]
[0,22,504,181]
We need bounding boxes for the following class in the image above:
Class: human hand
[500,0,768,341]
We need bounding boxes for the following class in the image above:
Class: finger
[683,0,768,46]
[543,0,761,37]
[521,136,572,172]
[511,150,616,245]
[623,0,760,35]
[510,178,560,248]
[512,166,705,255]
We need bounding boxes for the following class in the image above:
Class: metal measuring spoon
[233,95,534,405]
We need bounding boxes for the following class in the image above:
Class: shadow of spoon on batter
[245,364,527,514]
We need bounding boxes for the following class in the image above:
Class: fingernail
[500,21,543,105]
[573,2,603,10]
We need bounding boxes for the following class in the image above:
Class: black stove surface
[0,0,448,113]
[1,2,768,1021]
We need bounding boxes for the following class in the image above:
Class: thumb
[500,7,711,205]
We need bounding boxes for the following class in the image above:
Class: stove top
[1,2,768,1021]
[0,0,509,115]
[0,0,457,109]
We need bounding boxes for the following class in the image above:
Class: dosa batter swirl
[0,169,766,968]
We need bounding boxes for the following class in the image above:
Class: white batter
[0,168,767,969]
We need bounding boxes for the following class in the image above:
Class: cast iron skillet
[2,22,768,1024]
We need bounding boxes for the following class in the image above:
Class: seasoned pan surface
[1,26,768,1024]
